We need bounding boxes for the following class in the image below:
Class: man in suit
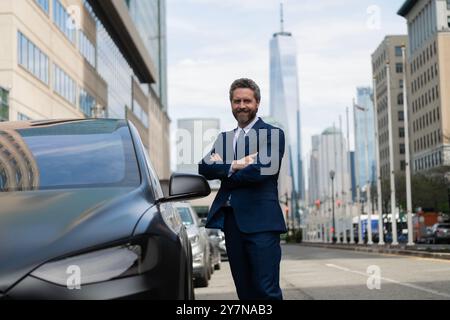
[198,78,286,300]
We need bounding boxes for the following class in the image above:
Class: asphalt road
[195,244,450,300]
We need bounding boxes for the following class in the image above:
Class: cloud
[166,0,407,172]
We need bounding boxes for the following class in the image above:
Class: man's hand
[231,153,258,172]
[210,153,223,162]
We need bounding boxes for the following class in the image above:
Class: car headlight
[31,240,158,287]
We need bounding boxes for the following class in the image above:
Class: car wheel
[207,263,212,280]
[194,268,209,288]
[184,263,195,300]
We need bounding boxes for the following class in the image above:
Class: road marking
[325,263,450,298]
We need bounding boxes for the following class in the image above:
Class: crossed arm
[198,129,285,189]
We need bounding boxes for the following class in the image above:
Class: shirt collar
[236,116,259,134]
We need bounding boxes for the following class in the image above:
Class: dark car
[0,119,210,300]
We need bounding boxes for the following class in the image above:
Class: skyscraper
[269,3,304,201]
[372,36,408,179]
[398,0,450,172]
[354,87,376,189]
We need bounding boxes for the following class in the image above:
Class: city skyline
[167,0,406,171]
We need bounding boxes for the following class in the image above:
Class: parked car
[206,228,223,270]
[384,232,408,244]
[201,218,227,260]
[174,202,211,288]
[0,119,211,300]
[418,226,435,244]
[429,223,450,244]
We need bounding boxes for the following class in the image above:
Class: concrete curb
[295,242,450,260]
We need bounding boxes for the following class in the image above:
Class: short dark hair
[229,78,261,104]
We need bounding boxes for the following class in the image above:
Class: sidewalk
[297,241,450,260]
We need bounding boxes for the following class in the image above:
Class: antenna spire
[280,2,284,33]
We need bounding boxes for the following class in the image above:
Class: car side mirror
[158,173,211,203]
[200,218,207,227]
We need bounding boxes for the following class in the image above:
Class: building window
[35,0,49,14]
[400,160,406,171]
[78,30,96,68]
[17,112,31,121]
[17,32,49,85]
[447,0,450,10]
[400,144,405,155]
[399,79,404,89]
[396,63,403,73]
[398,111,404,121]
[79,88,96,117]
[53,0,76,43]
[53,64,77,106]
[395,46,402,57]
[397,93,404,105]
[399,127,405,138]
[0,87,9,121]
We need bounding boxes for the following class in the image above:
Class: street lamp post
[330,170,337,243]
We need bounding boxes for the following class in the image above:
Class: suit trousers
[223,207,283,300]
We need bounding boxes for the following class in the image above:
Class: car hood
[0,187,149,292]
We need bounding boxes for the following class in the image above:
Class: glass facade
[78,30,96,68]
[53,63,77,106]
[96,21,132,119]
[53,0,76,43]
[35,0,49,14]
[355,87,376,188]
[125,0,167,110]
[79,88,96,117]
[17,113,31,121]
[0,87,9,121]
[270,32,304,199]
[17,32,49,85]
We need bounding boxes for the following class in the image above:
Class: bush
[284,229,303,243]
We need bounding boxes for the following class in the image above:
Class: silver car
[430,223,450,244]
[175,203,211,287]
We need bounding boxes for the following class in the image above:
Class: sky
[166,0,407,170]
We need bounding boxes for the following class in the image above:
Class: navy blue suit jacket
[198,118,287,234]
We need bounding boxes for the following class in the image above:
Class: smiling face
[231,88,259,128]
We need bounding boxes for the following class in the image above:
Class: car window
[0,120,140,192]
[176,207,194,226]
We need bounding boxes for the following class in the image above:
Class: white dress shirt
[228,116,259,176]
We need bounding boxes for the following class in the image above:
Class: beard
[232,108,258,127]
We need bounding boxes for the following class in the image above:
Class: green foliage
[379,167,450,213]
[284,229,303,243]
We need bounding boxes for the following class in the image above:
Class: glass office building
[354,87,376,189]
[125,0,168,110]
[270,29,304,200]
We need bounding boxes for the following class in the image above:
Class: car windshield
[177,207,195,226]
[0,120,141,191]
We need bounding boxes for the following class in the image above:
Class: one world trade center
[270,4,304,203]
